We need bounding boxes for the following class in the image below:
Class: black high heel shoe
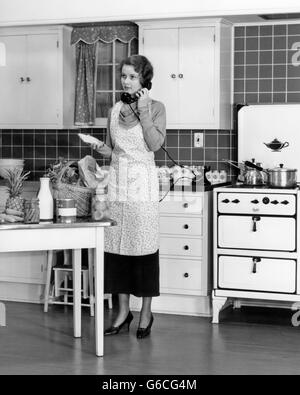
[136,314,154,339]
[104,311,133,336]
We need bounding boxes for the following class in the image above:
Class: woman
[92,55,166,339]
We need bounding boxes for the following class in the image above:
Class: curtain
[71,23,138,45]
[74,42,97,126]
[72,23,138,126]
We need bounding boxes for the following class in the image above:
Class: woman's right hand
[91,142,105,152]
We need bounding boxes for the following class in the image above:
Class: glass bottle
[92,187,108,221]
[24,198,40,224]
[37,177,54,221]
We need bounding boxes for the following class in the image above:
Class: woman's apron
[104,101,159,256]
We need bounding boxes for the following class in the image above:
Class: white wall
[1,0,300,26]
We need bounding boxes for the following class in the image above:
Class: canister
[56,198,77,223]
[24,198,40,224]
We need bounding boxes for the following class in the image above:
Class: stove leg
[0,302,6,326]
[212,296,228,324]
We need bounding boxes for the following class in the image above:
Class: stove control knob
[251,199,259,204]
[221,199,230,203]
[262,197,270,204]
[271,200,279,205]
[281,200,289,205]
[232,199,240,204]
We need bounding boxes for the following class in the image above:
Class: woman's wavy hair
[120,55,153,90]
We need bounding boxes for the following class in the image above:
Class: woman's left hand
[137,88,151,109]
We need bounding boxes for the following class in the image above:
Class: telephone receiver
[120,81,152,104]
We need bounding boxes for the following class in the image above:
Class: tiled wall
[234,24,300,104]
[0,128,237,180]
[4,22,300,181]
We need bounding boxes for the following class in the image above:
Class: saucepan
[245,161,297,188]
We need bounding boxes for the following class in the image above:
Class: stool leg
[82,270,89,299]
[63,273,68,304]
[44,250,53,313]
[108,294,113,309]
[88,249,95,317]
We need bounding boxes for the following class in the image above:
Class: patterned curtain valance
[71,23,138,45]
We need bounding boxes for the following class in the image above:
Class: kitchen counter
[0,216,115,357]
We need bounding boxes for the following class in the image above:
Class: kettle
[264,138,289,151]
[244,159,266,186]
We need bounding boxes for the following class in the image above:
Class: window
[95,38,138,126]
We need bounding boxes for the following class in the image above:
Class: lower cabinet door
[218,255,296,293]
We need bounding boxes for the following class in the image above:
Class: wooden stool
[44,249,112,316]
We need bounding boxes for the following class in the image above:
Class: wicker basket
[51,162,93,217]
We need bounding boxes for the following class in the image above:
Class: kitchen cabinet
[0,25,75,129]
[137,19,232,129]
[130,191,213,316]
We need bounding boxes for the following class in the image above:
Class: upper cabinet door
[0,25,75,129]
[0,35,27,124]
[178,27,215,126]
[26,33,59,126]
[138,19,232,130]
[143,28,179,125]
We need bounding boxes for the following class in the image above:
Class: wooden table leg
[72,249,81,338]
[94,228,104,356]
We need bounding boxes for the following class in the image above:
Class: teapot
[264,138,289,151]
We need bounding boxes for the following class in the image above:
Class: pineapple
[4,168,30,212]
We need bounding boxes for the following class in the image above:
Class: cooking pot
[245,161,297,188]
[268,164,297,188]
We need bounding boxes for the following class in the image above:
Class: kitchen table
[0,217,115,356]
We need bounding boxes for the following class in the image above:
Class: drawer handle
[252,257,261,274]
[183,224,189,229]
[183,203,189,208]
[183,245,189,250]
[252,215,261,232]
[183,272,189,278]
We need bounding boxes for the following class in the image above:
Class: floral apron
[104,101,159,256]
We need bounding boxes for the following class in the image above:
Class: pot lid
[268,163,297,172]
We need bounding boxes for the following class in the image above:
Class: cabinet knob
[20,77,25,82]
[26,77,31,82]
[183,203,189,208]
[183,245,189,250]
[178,73,183,78]
[183,224,189,229]
[183,272,189,278]
[171,74,176,79]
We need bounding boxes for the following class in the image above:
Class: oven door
[218,215,296,251]
[218,255,296,293]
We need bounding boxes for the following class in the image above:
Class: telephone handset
[120,81,152,104]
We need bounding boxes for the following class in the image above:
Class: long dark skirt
[104,250,160,297]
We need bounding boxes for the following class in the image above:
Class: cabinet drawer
[160,237,202,257]
[218,255,296,293]
[160,216,203,236]
[160,258,202,293]
[159,195,203,215]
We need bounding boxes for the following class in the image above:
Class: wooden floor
[1,301,300,375]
